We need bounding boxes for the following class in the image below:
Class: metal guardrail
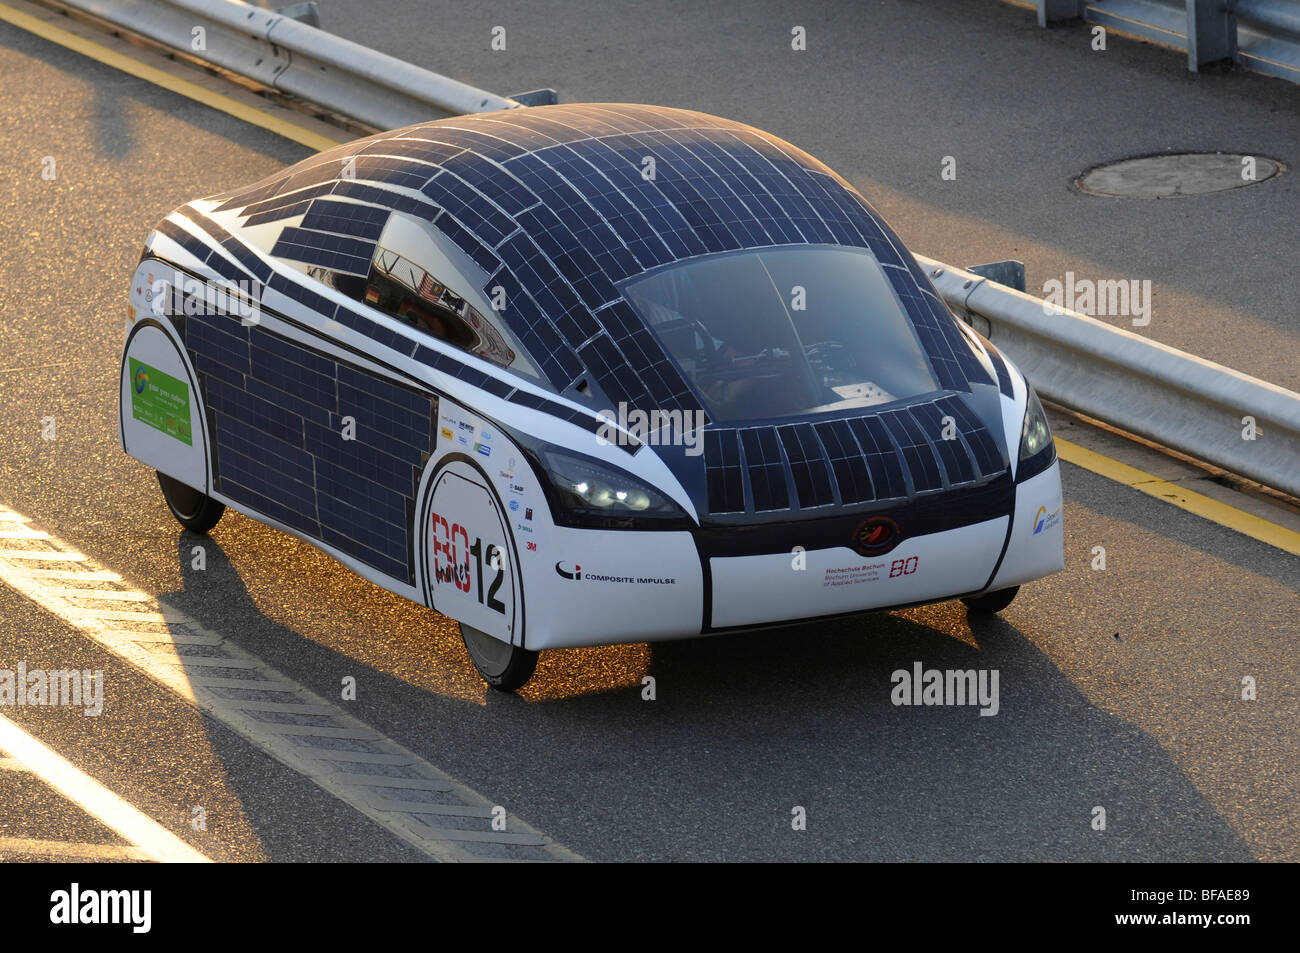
[920,255,1300,500]
[49,0,525,125]
[1036,1,1300,85]
[42,0,1300,499]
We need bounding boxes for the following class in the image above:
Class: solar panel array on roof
[208,104,992,418]
[168,105,1015,525]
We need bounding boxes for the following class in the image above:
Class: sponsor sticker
[852,516,901,556]
[1032,506,1062,535]
[823,556,918,588]
[128,358,192,446]
[554,561,675,585]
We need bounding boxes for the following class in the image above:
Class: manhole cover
[1075,152,1282,198]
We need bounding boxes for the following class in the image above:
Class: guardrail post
[1037,0,1086,26]
[1187,0,1238,71]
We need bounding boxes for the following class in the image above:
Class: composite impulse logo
[50,884,151,933]
[0,663,103,716]
[554,561,675,585]
[149,267,262,325]
[890,662,999,716]
[595,402,706,456]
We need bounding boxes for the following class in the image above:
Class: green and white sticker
[128,358,192,446]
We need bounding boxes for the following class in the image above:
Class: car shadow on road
[159,530,1257,863]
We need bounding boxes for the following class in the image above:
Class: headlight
[538,446,692,529]
[1017,385,1056,480]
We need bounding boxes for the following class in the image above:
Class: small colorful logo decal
[852,515,901,556]
[127,358,191,446]
[508,500,519,512]
[524,507,533,520]
[555,561,581,580]
[474,442,491,457]
[440,427,453,441]
[1032,506,1061,535]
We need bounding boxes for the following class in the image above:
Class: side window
[365,246,518,369]
[272,208,544,385]
[359,212,544,383]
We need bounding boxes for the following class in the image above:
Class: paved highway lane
[0,13,1295,861]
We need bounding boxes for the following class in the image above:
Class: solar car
[120,103,1064,691]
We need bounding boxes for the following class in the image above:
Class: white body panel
[119,320,208,493]
[525,526,703,649]
[710,517,1009,629]
[121,255,1067,657]
[989,461,1066,591]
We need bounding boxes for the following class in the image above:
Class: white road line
[0,756,29,772]
[0,836,150,861]
[24,568,122,582]
[0,505,581,862]
[0,714,209,863]
[0,549,86,561]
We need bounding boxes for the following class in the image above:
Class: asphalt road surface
[0,0,1295,862]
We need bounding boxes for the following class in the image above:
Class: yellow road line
[3,2,1296,557]
[0,1,344,151]
[1056,437,1300,556]
[0,714,210,863]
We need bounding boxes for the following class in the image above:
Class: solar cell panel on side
[776,423,835,508]
[704,429,746,514]
[937,395,1005,478]
[739,426,791,512]
[300,200,390,240]
[908,402,978,486]
[814,419,875,504]
[880,409,945,493]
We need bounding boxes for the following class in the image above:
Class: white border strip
[0,714,210,863]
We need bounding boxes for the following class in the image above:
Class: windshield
[621,246,940,423]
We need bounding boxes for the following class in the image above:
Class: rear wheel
[962,586,1019,615]
[156,471,225,534]
[460,622,538,692]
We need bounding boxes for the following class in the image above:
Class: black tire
[156,471,225,534]
[962,586,1019,615]
[460,622,539,692]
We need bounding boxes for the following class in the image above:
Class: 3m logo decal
[127,358,191,446]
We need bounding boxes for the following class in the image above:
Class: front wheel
[460,622,539,692]
[962,586,1019,615]
[156,471,225,534]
